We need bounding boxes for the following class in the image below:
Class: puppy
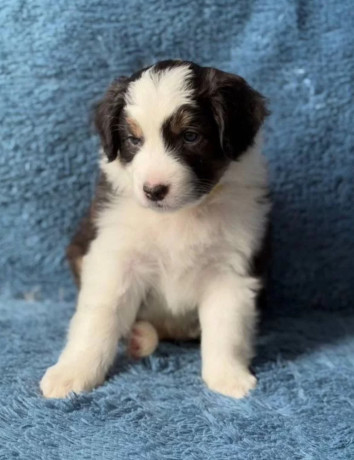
[41,60,270,399]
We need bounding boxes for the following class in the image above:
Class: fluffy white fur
[41,66,269,399]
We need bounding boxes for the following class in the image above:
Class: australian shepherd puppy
[41,60,270,399]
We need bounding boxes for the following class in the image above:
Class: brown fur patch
[126,117,143,138]
[66,173,113,287]
[66,209,95,287]
[169,107,194,134]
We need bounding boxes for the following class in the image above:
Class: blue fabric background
[1,0,353,311]
[0,1,353,458]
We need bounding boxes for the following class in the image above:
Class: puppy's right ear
[94,77,129,162]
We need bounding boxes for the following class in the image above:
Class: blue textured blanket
[1,298,353,459]
[1,0,353,312]
[1,0,353,458]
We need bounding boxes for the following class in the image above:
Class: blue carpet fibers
[1,0,354,458]
[1,298,353,459]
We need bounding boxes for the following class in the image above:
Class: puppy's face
[96,60,267,211]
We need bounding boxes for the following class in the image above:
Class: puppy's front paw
[203,366,257,399]
[40,362,105,399]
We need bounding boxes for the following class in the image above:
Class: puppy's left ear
[94,77,129,162]
[206,68,269,159]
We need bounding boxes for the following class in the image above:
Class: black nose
[143,183,169,201]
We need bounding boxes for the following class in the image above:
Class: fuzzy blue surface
[1,297,354,459]
[1,0,354,458]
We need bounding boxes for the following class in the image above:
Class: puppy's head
[95,60,268,211]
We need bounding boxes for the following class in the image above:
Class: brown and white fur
[41,60,270,399]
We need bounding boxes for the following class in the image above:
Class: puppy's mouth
[140,193,212,213]
[142,199,181,213]
[137,193,195,213]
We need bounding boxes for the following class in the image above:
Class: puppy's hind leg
[127,321,159,358]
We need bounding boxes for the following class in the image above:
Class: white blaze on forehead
[125,64,194,136]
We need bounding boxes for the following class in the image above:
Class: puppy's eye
[127,136,142,146]
[183,131,200,143]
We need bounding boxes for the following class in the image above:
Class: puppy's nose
[143,183,169,201]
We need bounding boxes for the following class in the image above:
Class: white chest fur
[97,145,269,315]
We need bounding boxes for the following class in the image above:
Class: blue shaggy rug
[1,298,354,459]
[0,0,353,458]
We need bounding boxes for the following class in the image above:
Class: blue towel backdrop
[1,0,353,312]
[1,2,354,459]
